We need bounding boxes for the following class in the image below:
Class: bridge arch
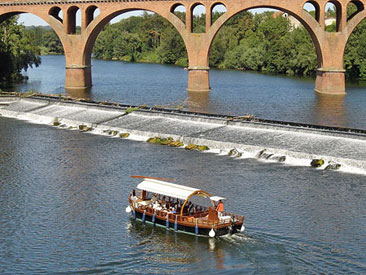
[204,5,324,71]
[85,5,99,28]
[48,6,63,23]
[344,4,366,35]
[347,0,364,21]
[66,6,81,34]
[0,9,66,56]
[81,7,188,72]
[170,3,186,24]
[303,1,320,22]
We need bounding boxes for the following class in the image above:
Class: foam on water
[1,96,366,175]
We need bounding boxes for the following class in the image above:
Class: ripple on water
[0,117,366,274]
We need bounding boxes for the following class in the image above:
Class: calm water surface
[1,55,366,274]
[9,55,366,130]
[0,118,365,274]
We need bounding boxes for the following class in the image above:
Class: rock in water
[311,159,325,168]
[325,162,341,170]
[119,133,130,138]
[228,149,242,158]
[185,144,198,150]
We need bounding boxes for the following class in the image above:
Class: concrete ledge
[314,89,346,95]
[65,65,90,69]
[317,68,346,73]
[65,86,90,89]
[187,66,210,71]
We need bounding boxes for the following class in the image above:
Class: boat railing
[131,201,244,226]
[129,193,244,225]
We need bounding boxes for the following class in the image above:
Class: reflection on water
[312,94,346,127]
[126,219,250,272]
[0,118,366,273]
[185,91,211,113]
[65,87,92,100]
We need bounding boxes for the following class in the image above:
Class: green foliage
[93,13,187,66]
[157,27,187,64]
[125,107,139,114]
[219,12,317,76]
[24,26,63,55]
[0,17,41,84]
[344,19,366,80]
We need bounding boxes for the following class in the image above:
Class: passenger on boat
[161,196,167,208]
[131,189,137,201]
[153,200,161,209]
[216,200,224,217]
[170,205,177,214]
[152,193,158,203]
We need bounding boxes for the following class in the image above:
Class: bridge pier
[315,68,346,95]
[65,65,92,90]
[187,67,210,93]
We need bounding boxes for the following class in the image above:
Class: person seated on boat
[151,193,158,203]
[131,189,137,201]
[168,197,173,208]
[161,196,167,208]
[183,202,191,215]
[152,200,161,209]
[216,200,224,217]
[188,203,195,215]
[169,205,177,214]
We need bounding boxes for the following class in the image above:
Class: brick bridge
[1,0,365,95]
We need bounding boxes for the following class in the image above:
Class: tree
[157,27,187,65]
[0,17,41,84]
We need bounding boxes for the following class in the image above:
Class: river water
[1,56,366,274]
[8,55,366,130]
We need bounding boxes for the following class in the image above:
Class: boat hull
[131,208,243,237]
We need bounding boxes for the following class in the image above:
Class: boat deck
[131,198,244,227]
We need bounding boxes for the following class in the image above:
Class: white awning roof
[210,196,226,202]
[136,179,201,200]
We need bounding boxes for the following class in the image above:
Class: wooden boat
[126,176,245,237]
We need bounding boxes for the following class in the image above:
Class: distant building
[272,11,336,30]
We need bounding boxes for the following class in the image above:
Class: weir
[1,95,366,174]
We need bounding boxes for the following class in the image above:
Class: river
[0,56,366,274]
[8,55,366,130]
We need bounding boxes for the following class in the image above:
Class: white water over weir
[1,95,366,175]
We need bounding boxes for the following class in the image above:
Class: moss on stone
[198,145,209,151]
[147,137,161,144]
[119,133,130,138]
[185,144,198,150]
[185,144,209,151]
[125,107,139,114]
[169,140,184,147]
[79,125,92,132]
[160,137,174,145]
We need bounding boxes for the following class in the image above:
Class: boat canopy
[210,196,226,202]
[136,179,203,200]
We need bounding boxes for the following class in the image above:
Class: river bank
[1,94,366,174]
